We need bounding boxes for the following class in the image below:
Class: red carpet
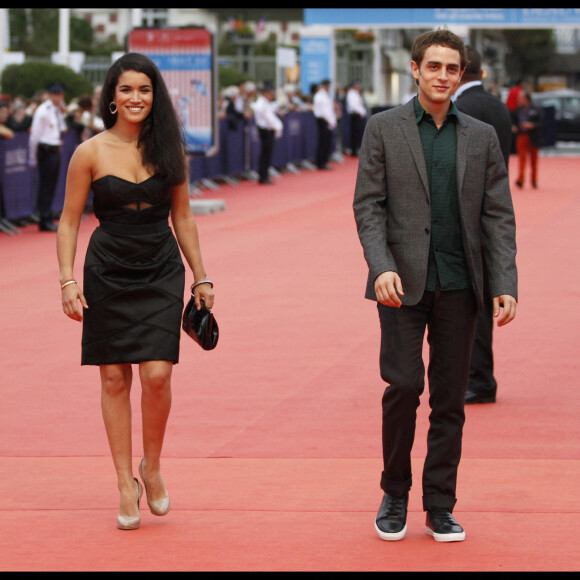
[1,153,579,571]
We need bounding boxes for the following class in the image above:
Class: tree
[1,62,93,100]
[503,29,556,88]
[8,8,102,56]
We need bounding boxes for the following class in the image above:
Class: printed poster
[129,27,218,155]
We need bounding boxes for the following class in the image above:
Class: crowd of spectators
[1,86,104,141]
[1,77,374,234]
[217,79,373,161]
[0,85,104,232]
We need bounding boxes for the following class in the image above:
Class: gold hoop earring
[109,102,117,114]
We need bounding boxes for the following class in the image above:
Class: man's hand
[493,294,517,326]
[374,271,404,307]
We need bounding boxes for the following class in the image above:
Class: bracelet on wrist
[61,280,77,290]
[191,279,213,293]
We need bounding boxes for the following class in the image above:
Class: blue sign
[304,8,580,27]
[300,36,332,97]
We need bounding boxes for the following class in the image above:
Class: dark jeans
[349,113,364,156]
[36,144,61,223]
[315,118,332,168]
[257,128,275,182]
[377,287,477,511]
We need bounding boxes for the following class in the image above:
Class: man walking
[353,30,517,543]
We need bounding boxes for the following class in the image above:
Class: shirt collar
[454,80,482,100]
[414,95,461,125]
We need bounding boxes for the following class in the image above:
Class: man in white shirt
[313,79,337,170]
[29,83,67,231]
[346,80,367,156]
[251,83,283,184]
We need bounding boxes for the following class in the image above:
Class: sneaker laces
[384,495,406,520]
[430,509,458,527]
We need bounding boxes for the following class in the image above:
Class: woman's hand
[61,283,88,321]
[194,282,214,310]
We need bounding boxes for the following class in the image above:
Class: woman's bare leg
[100,363,139,518]
[139,360,172,504]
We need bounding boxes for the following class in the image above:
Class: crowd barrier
[0,131,80,222]
[0,105,559,228]
[1,110,352,224]
[189,110,338,186]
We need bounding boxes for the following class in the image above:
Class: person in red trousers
[513,91,544,189]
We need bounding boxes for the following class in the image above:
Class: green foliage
[503,29,557,83]
[9,8,60,56]
[218,66,252,91]
[254,40,277,57]
[8,8,121,57]
[1,62,94,101]
[69,15,96,54]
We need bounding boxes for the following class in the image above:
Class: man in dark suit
[353,30,517,543]
[454,46,513,405]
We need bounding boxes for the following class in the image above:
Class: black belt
[38,143,61,152]
[98,220,170,236]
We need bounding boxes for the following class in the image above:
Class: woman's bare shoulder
[70,131,113,165]
[78,130,111,152]
[67,132,110,180]
[71,131,96,156]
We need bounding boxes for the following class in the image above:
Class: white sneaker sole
[375,522,407,541]
[425,526,466,542]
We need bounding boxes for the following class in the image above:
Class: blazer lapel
[399,104,430,199]
[456,119,469,195]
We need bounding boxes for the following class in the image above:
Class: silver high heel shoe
[117,477,143,530]
[139,458,171,516]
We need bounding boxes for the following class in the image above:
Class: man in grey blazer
[353,30,517,543]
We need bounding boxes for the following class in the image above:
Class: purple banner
[1,133,35,220]
[1,112,333,221]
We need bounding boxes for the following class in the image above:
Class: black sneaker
[425,509,465,542]
[375,493,408,541]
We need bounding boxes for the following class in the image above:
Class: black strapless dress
[81,175,185,366]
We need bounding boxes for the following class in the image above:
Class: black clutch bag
[182,294,219,350]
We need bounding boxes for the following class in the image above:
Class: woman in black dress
[57,53,214,530]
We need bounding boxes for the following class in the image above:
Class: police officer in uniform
[29,83,68,231]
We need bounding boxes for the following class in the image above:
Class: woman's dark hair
[101,52,186,186]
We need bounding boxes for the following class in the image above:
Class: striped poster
[128,27,217,155]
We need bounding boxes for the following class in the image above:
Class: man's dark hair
[461,46,482,82]
[411,28,468,71]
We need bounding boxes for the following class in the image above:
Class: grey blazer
[353,99,517,311]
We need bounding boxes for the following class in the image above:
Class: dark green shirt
[414,97,471,292]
